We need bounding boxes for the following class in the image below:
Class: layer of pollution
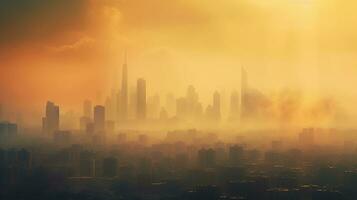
[2,0,357,200]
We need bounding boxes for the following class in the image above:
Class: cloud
[0,0,90,47]
[49,36,95,53]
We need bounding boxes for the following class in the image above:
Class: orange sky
[1,0,357,125]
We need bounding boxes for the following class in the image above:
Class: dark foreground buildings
[1,128,356,200]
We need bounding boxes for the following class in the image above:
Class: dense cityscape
[2,0,357,200]
[1,60,357,200]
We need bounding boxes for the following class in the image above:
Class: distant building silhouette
[42,101,59,134]
[176,86,203,121]
[0,122,17,141]
[83,100,92,119]
[53,130,71,144]
[86,122,95,135]
[94,105,105,132]
[80,116,91,131]
[137,78,147,120]
[213,91,221,121]
[120,53,129,120]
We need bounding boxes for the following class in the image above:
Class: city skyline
[0,63,346,129]
[2,0,357,125]
[2,1,357,200]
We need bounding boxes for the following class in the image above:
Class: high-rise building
[120,52,128,120]
[42,101,59,134]
[213,91,221,121]
[185,85,202,120]
[137,78,146,120]
[175,86,203,121]
[0,122,17,140]
[83,100,92,119]
[94,105,105,132]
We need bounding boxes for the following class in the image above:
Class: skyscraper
[42,101,59,134]
[120,52,128,120]
[94,105,105,132]
[185,85,201,120]
[137,78,146,120]
[213,91,221,121]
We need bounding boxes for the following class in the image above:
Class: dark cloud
[0,0,90,47]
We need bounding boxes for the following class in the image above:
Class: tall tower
[136,78,147,120]
[120,51,128,120]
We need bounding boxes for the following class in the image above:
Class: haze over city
[1,0,357,128]
[2,1,357,200]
